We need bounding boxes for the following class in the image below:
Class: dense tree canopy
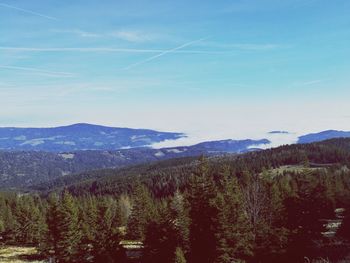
[1,138,350,262]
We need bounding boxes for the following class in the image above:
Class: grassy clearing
[267,165,324,176]
[0,246,44,263]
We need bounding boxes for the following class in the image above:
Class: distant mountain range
[297,130,350,144]
[0,123,185,151]
[1,123,350,189]
[1,124,349,152]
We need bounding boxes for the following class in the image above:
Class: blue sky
[1,0,350,145]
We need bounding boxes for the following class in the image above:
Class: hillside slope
[0,138,269,189]
[0,123,184,151]
[298,130,350,144]
[33,138,350,196]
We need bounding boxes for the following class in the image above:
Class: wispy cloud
[198,41,286,51]
[0,65,74,78]
[0,46,162,53]
[222,0,321,14]
[52,29,100,38]
[124,37,210,70]
[53,29,156,42]
[294,79,327,87]
[0,46,223,55]
[0,2,58,20]
[229,43,283,51]
[0,78,164,100]
[110,30,153,43]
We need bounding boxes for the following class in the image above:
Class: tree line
[1,160,350,262]
[42,138,350,198]
[2,138,350,262]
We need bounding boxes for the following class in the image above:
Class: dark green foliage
[127,182,156,240]
[338,207,350,242]
[0,193,46,246]
[0,150,194,190]
[214,170,254,262]
[186,157,220,263]
[0,138,267,190]
[283,174,335,262]
[91,197,126,262]
[169,191,190,254]
[77,196,98,261]
[0,193,18,243]
[0,191,127,262]
[32,138,350,199]
[55,192,81,263]
[142,193,190,263]
[44,194,60,257]
[174,247,186,263]
[13,195,47,245]
[2,138,350,262]
[242,172,289,261]
[142,208,179,263]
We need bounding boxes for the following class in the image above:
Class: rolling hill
[298,130,350,144]
[0,123,185,152]
[0,138,269,189]
[33,137,350,197]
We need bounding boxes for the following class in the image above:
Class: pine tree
[175,247,187,263]
[169,190,190,254]
[213,169,254,263]
[240,172,267,241]
[119,194,132,226]
[211,192,232,263]
[142,191,190,263]
[92,197,126,263]
[0,201,18,243]
[284,174,327,262]
[76,196,98,262]
[142,207,178,263]
[0,195,6,236]
[0,218,4,240]
[11,195,46,245]
[337,205,350,241]
[127,182,156,240]
[55,192,81,263]
[44,193,60,259]
[254,174,288,261]
[187,157,218,263]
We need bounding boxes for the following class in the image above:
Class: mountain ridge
[298,130,350,144]
[0,138,269,189]
[33,137,350,196]
[0,123,185,152]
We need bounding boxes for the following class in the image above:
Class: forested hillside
[36,138,350,197]
[0,138,268,189]
[2,138,350,262]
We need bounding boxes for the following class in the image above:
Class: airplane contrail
[123,37,211,70]
[0,3,58,20]
[0,46,222,54]
[0,65,74,77]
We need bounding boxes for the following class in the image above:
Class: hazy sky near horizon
[1,0,350,145]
